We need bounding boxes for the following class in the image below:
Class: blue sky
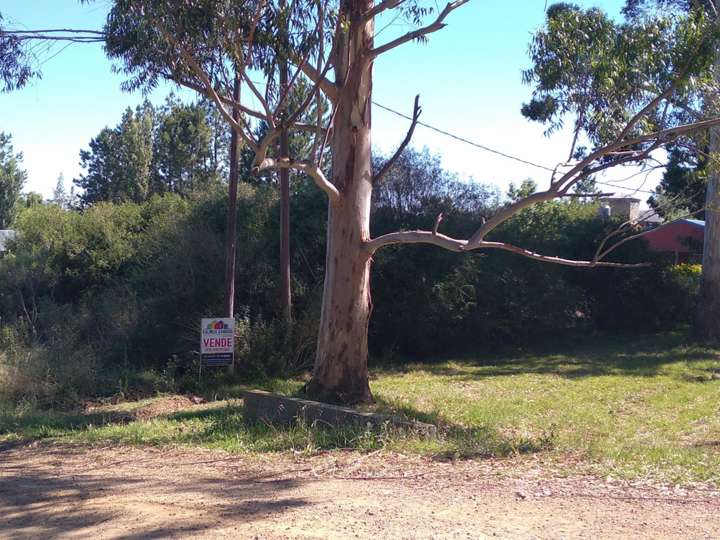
[0,0,657,201]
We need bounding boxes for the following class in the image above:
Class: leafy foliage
[0,13,37,92]
[152,95,222,195]
[649,145,708,218]
[75,98,227,205]
[0,132,27,228]
[523,4,719,144]
[75,104,154,205]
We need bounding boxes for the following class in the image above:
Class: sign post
[200,318,235,369]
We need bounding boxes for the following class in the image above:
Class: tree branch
[558,192,615,198]
[366,230,467,252]
[296,61,338,101]
[464,115,720,249]
[365,231,651,267]
[363,0,406,22]
[479,241,652,268]
[373,94,421,184]
[596,207,706,262]
[244,72,275,128]
[369,0,470,58]
[255,157,340,205]
[158,26,258,151]
[432,212,444,235]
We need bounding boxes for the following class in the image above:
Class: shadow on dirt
[0,443,311,539]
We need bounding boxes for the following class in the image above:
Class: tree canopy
[523,3,720,155]
[75,97,228,205]
[0,132,27,228]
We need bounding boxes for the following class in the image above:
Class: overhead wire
[2,24,666,198]
[372,100,660,195]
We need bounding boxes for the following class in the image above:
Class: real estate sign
[201,318,235,367]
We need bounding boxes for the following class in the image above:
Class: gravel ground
[1,441,719,539]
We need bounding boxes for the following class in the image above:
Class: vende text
[203,338,232,348]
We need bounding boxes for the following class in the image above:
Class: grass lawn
[2,331,719,485]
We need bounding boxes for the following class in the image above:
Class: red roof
[644,219,704,254]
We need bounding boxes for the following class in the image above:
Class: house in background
[599,197,642,221]
[0,230,16,252]
[596,196,704,263]
[643,219,705,264]
[637,208,664,227]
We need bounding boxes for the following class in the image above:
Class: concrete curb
[242,390,437,436]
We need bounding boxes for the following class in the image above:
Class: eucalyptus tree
[5,1,720,402]
[0,13,36,92]
[523,1,720,341]
[622,0,720,341]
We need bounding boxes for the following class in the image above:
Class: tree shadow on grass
[0,409,135,439]
[0,441,313,539]
[367,394,556,461]
[158,400,545,463]
[164,403,412,453]
[376,332,720,381]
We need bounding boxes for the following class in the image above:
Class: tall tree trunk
[696,52,720,342]
[224,75,241,319]
[306,0,374,404]
[697,123,720,341]
[279,54,292,324]
[278,0,292,324]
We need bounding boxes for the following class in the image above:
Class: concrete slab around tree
[242,389,437,436]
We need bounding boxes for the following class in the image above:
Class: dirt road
[1,441,718,539]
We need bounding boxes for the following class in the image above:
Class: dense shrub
[369,197,682,357]
[0,149,702,406]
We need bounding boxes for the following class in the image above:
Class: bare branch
[311,0,326,163]
[373,94,421,184]
[558,192,615,198]
[464,114,720,249]
[596,207,706,262]
[2,28,104,35]
[432,212,444,235]
[365,231,651,267]
[255,157,340,205]
[480,241,652,268]
[235,0,266,81]
[284,55,335,129]
[369,0,470,58]
[363,0,406,22]
[296,61,338,101]
[244,73,275,128]
[158,26,258,150]
[366,230,467,252]
[275,3,326,115]
[466,191,561,246]
[172,78,270,121]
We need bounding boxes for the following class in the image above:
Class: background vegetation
[0,98,702,408]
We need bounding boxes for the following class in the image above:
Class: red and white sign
[201,318,235,366]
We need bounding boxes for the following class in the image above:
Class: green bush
[0,148,705,406]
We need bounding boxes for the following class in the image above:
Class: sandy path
[1,441,719,539]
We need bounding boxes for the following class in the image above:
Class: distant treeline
[0,102,700,407]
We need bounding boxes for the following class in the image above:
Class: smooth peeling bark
[307,204,374,404]
[697,53,720,343]
[697,125,720,341]
[306,0,374,404]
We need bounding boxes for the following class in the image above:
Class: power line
[372,100,556,173]
[3,25,661,197]
[372,100,659,195]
